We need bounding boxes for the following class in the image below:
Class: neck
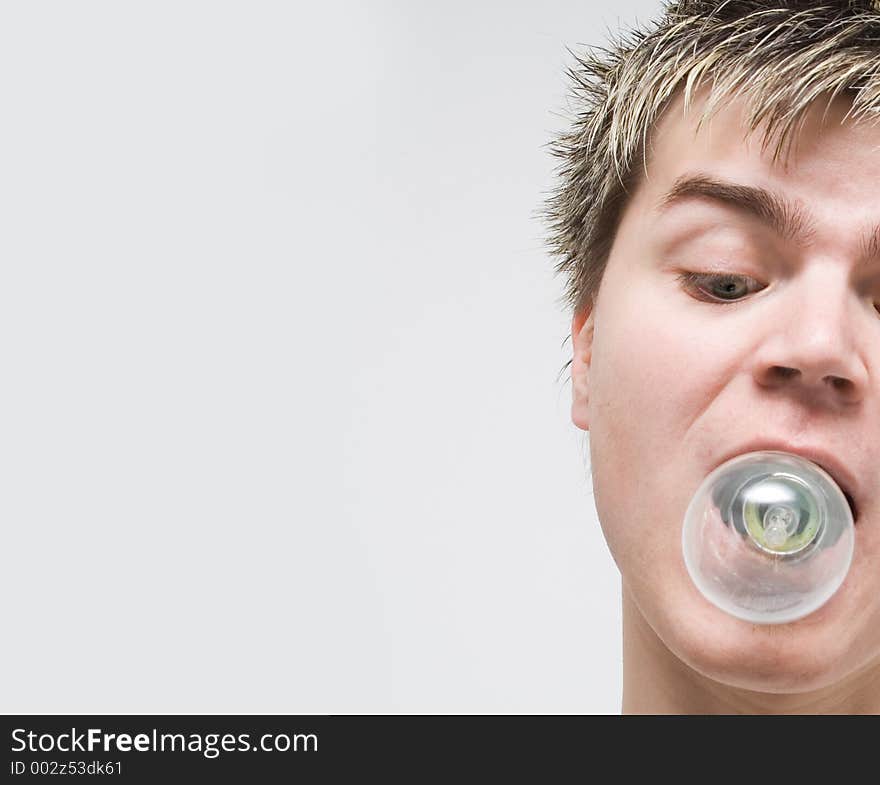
[620,586,880,714]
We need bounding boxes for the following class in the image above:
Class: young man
[545,0,880,713]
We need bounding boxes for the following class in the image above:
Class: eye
[676,271,766,304]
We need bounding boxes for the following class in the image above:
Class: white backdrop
[0,0,663,713]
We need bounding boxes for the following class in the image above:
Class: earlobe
[571,308,595,432]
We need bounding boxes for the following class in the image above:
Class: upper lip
[714,440,861,522]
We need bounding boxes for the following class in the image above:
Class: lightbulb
[682,451,855,624]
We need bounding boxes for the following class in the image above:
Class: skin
[571,87,880,713]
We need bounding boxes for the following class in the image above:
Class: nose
[751,267,868,408]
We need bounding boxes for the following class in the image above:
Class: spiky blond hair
[544,0,880,331]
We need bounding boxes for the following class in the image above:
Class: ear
[571,307,595,431]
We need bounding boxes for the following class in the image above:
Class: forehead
[632,86,880,249]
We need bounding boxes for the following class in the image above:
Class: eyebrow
[655,173,880,263]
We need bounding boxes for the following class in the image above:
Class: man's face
[572,89,880,692]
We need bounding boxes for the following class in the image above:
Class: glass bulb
[682,450,855,624]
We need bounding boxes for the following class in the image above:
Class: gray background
[1,0,663,713]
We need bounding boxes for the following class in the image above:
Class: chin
[642,575,862,694]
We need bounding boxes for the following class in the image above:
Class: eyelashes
[675,271,766,304]
[675,270,880,316]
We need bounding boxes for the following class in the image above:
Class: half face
[571,87,880,693]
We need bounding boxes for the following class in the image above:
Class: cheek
[586,294,720,567]
[588,294,709,463]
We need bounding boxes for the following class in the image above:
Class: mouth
[819,467,858,524]
[845,490,859,523]
[716,442,861,525]
[784,457,859,525]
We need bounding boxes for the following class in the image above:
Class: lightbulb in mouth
[682,451,855,625]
